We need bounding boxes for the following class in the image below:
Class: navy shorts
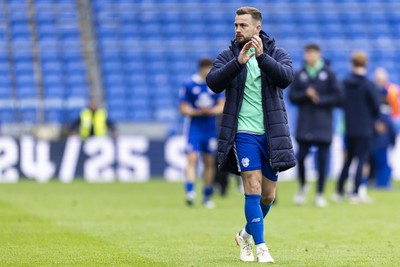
[234,132,278,182]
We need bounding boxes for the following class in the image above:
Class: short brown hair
[236,7,262,22]
[305,43,320,52]
[351,51,368,67]
[198,57,213,69]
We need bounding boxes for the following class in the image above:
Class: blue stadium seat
[64,107,82,123]
[15,72,35,85]
[0,107,15,123]
[66,73,87,86]
[127,109,152,122]
[102,61,123,73]
[0,61,10,72]
[0,85,12,98]
[321,23,344,39]
[103,73,125,86]
[104,84,126,96]
[19,107,38,123]
[108,108,127,122]
[13,49,33,61]
[41,59,63,74]
[14,61,34,73]
[153,107,178,123]
[107,97,126,122]
[15,85,38,99]
[37,21,57,31]
[185,23,206,39]
[35,10,56,23]
[0,27,7,42]
[43,73,63,85]
[66,85,89,98]
[162,23,184,39]
[45,108,65,123]
[43,84,65,98]
[9,11,29,24]
[107,96,126,107]
[65,60,86,74]
[61,49,83,61]
[124,60,145,73]
[35,0,54,5]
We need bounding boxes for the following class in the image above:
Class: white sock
[256,243,268,254]
[240,228,252,241]
[186,191,196,200]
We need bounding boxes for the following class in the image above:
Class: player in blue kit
[179,58,225,208]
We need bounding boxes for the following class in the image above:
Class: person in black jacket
[206,7,295,263]
[333,51,380,204]
[289,44,341,208]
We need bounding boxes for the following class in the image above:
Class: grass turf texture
[0,180,399,266]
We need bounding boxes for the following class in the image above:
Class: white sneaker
[257,247,275,263]
[314,195,327,208]
[358,186,373,204]
[349,195,362,205]
[359,195,373,204]
[203,200,215,209]
[186,191,196,206]
[350,194,373,205]
[331,193,343,203]
[235,232,254,262]
[293,191,306,205]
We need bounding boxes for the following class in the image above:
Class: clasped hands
[238,35,263,65]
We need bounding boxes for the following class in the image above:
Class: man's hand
[251,35,263,57]
[375,121,388,134]
[306,86,319,104]
[238,41,255,65]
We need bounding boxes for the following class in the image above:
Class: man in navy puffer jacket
[206,6,295,264]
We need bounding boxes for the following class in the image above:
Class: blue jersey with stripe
[179,74,224,137]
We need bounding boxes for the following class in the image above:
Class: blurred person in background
[213,113,244,197]
[213,113,230,197]
[289,44,341,208]
[374,67,400,132]
[372,93,396,189]
[70,100,117,140]
[206,7,295,263]
[333,52,380,204]
[179,57,225,208]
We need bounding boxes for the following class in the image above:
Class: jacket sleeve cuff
[256,53,266,63]
[235,57,246,70]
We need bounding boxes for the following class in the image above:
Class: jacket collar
[229,30,275,56]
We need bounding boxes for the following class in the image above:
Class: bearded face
[234,14,260,46]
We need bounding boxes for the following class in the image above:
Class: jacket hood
[230,30,275,55]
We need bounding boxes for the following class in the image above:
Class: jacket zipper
[261,72,274,169]
[230,47,247,143]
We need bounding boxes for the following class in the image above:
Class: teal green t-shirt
[305,59,324,79]
[237,48,265,134]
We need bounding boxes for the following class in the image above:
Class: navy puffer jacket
[206,31,296,174]
[289,63,342,143]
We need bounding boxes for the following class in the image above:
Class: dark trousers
[337,136,371,195]
[214,161,229,196]
[297,141,330,194]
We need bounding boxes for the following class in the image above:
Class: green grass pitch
[0,179,399,266]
